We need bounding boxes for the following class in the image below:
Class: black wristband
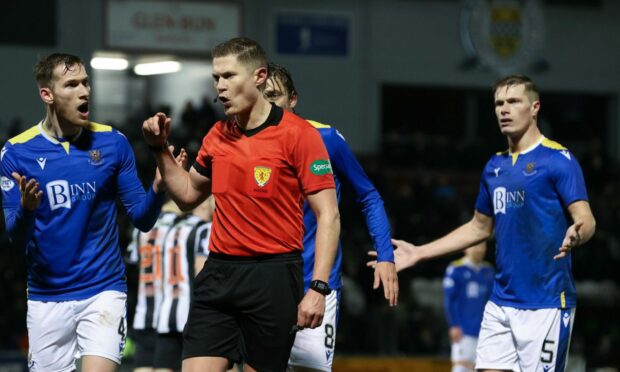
[149,142,168,153]
[309,280,332,296]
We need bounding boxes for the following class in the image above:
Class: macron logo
[560,150,571,160]
[494,167,501,177]
[563,312,570,328]
[1,147,7,161]
[36,157,47,170]
[325,350,333,361]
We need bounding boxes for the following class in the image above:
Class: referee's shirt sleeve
[292,123,335,195]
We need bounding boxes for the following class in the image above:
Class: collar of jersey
[38,120,84,146]
[508,135,545,157]
[238,104,283,137]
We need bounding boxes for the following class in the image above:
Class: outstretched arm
[554,200,595,260]
[370,211,494,272]
[328,128,398,306]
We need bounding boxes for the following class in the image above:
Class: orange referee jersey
[194,105,335,256]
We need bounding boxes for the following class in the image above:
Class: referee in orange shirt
[142,37,340,372]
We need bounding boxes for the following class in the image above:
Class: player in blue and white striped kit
[264,63,398,372]
[380,75,596,372]
[443,242,494,372]
[1,53,169,372]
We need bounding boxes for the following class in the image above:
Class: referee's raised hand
[142,112,171,147]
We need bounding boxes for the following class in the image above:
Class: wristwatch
[309,280,332,296]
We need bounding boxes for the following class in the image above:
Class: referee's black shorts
[131,329,157,368]
[183,251,303,372]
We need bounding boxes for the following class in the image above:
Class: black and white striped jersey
[127,211,179,330]
[157,215,211,333]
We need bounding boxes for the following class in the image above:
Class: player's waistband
[208,251,301,264]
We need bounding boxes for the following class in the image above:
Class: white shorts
[476,301,575,372]
[451,335,477,364]
[288,290,340,372]
[27,290,127,372]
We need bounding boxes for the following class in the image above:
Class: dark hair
[33,53,84,88]
[212,37,267,71]
[493,74,540,102]
[267,63,297,99]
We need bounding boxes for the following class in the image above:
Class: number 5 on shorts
[541,339,555,363]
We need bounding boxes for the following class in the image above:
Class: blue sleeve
[1,143,36,249]
[443,266,461,327]
[550,150,589,207]
[326,128,394,262]
[3,206,36,250]
[475,165,493,216]
[115,133,164,232]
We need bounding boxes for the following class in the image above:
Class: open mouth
[78,102,89,115]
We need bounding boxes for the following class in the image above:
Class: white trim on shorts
[27,290,127,372]
[288,290,340,372]
[475,301,575,372]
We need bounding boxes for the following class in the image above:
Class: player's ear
[531,99,541,118]
[39,87,53,105]
[255,66,268,87]
[290,93,298,109]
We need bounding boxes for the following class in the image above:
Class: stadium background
[0,0,618,371]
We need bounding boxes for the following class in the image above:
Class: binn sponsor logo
[493,187,525,214]
[46,179,97,210]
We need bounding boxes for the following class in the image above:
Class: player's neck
[507,124,542,154]
[43,114,82,141]
[233,97,272,131]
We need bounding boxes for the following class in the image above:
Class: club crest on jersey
[89,149,102,165]
[254,166,272,187]
[523,162,537,176]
